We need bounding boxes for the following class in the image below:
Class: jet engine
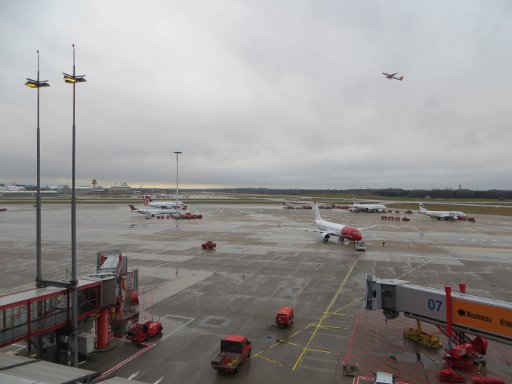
[321,232,330,242]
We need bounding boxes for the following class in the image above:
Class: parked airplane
[128,204,178,217]
[0,183,27,191]
[143,195,185,210]
[382,72,404,81]
[418,203,465,220]
[350,198,388,213]
[303,202,374,245]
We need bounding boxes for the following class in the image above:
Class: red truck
[202,240,216,250]
[276,306,294,328]
[211,335,252,373]
[126,319,163,342]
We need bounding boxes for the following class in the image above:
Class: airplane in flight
[350,198,388,213]
[128,204,178,218]
[382,72,404,81]
[418,203,466,220]
[303,202,374,246]
[143,195,186,210]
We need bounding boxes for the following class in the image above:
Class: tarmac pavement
[1,203,512,383]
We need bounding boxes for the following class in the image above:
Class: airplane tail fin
[313,201,322,221]
[399,75,404,81]
[128,204,137,212]
[419,202,427,212]
[143,195,151,205]
[353,197,359,204]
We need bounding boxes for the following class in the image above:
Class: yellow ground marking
[275,340,303,349]
[323,311,351,317]
[292,255,360,371]
[268,329,303,349]
[305,322,342,330]
[305,347,332,354]
[252,352,286,366]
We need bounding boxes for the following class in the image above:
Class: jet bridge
[364,274,512,346]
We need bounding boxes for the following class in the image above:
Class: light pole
[25,50,50,289]
[63,44,86,367]
[174,151,182,206]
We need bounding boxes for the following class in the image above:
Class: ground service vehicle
[342,360,359,376]
[275,306,294,328]
[471,377,505,384]
[211,335,252,373]
[126,319,163,342]
[202,240,216,250]
[374,371,395,384]
[355,240,366,251]
[437,368,465,383]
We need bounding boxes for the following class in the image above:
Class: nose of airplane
[342,227,363,241]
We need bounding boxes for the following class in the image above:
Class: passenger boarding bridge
[0,279,100,348]
[365,274,512,346]
[0,250,138,358]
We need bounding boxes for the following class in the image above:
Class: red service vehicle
[211,335,251,373]
[173,212,203,219]
[444,343,475,369]
[126,319,163,342]
[202,240,217,250]
[471,377,505,384]
[275,306,294,328]
[437,368,466,383]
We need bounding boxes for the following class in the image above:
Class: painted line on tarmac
[161,314,194,340]
[252,352,286,367]
[268,329,303,350]
[305,322,342,331]
[398,261,429,279]
[323,311,351,317]
[94,342,155,382]
[292,255,360,371]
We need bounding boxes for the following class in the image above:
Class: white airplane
[350,198,388,213]
[303,202,374,245]
[0,184,27,191]
[143,195,186,210]
[128,204,178,218]
[382,72,404,81]
[418,202,466,221]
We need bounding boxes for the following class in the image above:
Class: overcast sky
[1,0,511,190]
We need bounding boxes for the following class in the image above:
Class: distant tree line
[182,188,512,200]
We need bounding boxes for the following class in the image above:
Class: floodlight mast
[24,50,50,289]
[63,44,86,368]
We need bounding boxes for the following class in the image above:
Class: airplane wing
[299,228,339,237]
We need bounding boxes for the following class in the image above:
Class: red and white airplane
[143,195,186,210]
[304,202,374,245]
[128,204,178,217]
[382,72,404,81]
[350,198,388,213]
